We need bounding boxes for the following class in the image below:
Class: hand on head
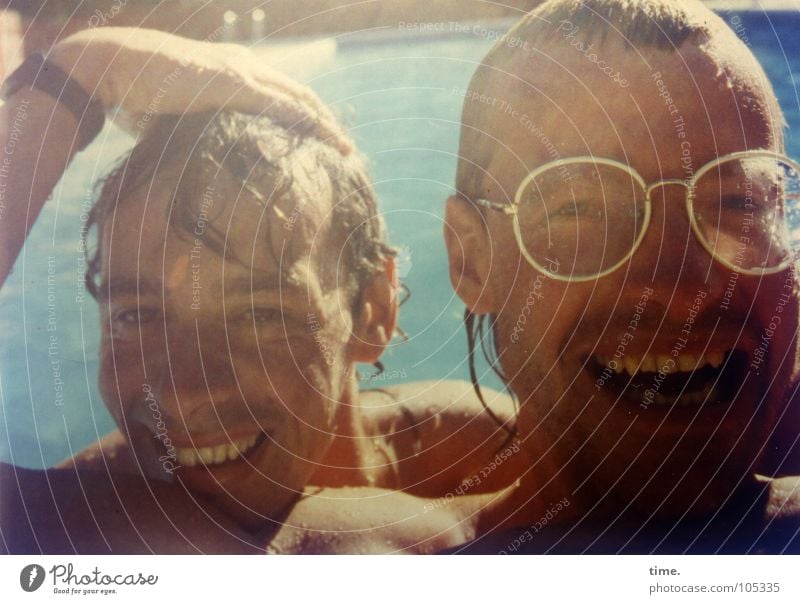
[49,26,352,154]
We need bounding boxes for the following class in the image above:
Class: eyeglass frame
[471,150,800,282]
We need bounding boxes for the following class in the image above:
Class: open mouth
[589,349,748,407]
[174,432,269,468]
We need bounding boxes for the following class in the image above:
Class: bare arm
[0,87,79,285]
[267,486,477,554]
[1,26,349,288]
[0,463,257,554]
[1,27,351,553]
[267,479,522,554]
[361,380,522,496]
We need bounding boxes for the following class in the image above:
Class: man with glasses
[443,0,800,552]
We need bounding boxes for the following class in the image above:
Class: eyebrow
[224,273,286,293]
[97,272,289,302]
[96,279,160,302]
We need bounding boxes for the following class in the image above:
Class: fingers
[74,28,354,155]
[228,83,353,155]
[217,45,349,148]
[224,54,352,154]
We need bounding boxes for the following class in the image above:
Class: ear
[349,257,399,363]
[444,195,496,314]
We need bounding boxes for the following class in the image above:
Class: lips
[595,351,725,375]
[589,349,748,407]
[174,432,268,467]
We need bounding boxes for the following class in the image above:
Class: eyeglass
[473,150,800,282]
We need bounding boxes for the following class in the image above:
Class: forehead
[98,168,335,284]
[470,35,781,193]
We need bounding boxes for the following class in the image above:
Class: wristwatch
[0,52,105,151]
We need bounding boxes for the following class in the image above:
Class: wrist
[1,52,106,151]
[48,31,116,108]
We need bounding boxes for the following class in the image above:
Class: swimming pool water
[2,12,799,468]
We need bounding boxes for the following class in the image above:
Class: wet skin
[80,165,517,538]
[94,169,364,530]
[447,33,800,523]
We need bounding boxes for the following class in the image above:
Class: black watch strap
[1,52,105,151]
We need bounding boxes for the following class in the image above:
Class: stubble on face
[457,27,799,517]
[94,168,360,529]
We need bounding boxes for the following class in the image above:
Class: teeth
[657,355,673,373]
[213,445,227,464]
[677,354,696,372]
[646,382,719,407]
[708,352,724,368]
[199,447,214,464]
[640,355,657,373]
[595,351,731,377]
[172,434,262,468]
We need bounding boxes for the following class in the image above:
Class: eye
[720,195,752,211]
[237,307,290,343]
[556,200,580,216]
[109,307,158,340]
[552,200,602,219]
[112,308,157,325]
[242,307,281,324]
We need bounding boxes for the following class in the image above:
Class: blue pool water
[2,12,800,469]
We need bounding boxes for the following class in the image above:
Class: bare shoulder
[361,379,514,424]
[359,381,521,494]
[55,429,138,474]
[266,486,476,554]
[360,380,516,448]
[1,463,255,554]
[759,474,800,520]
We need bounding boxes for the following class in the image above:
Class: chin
[512,349,777,522]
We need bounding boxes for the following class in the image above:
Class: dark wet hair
[84,110,395,304]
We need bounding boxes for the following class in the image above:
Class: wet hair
[456,0,732,195]
[84,110,395,305]
[505,0,710,52]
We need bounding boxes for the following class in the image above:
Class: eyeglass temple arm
[473,197,517,215]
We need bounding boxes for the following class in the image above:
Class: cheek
[762,291,800,399]
[495,273,572,355]
[744,274,798,355]
[243,338,343,429]
[97,335,145,426]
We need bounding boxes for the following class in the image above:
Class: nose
[622,182,727,322]
[143,319,244,430]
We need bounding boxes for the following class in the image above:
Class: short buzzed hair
[506,0,711,51]
[456,0,780,194]
[456,0,787,419]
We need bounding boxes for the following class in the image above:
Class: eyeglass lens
[516,157,800,279]
[692,156,800,273]
[516,162,647,279]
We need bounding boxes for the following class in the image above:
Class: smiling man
[69,109,401,532]
[444,0,800,552]
[0,26,514,554]
[58,109,513,536]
